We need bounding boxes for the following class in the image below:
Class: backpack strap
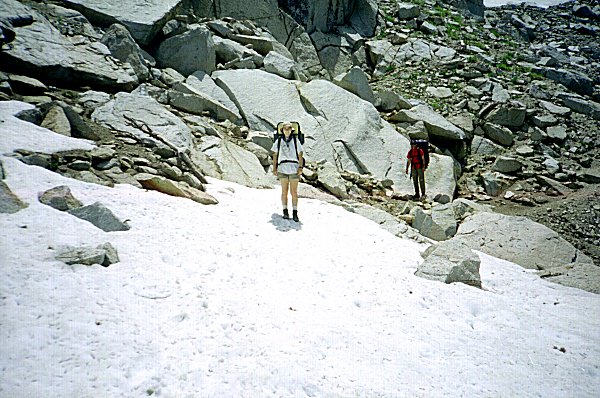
[277,135,303,167]
[276,135,282,166]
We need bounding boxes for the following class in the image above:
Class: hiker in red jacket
[405,140,427,200]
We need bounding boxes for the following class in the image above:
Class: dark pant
[411,168,425,197]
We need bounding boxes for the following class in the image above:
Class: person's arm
[272,153,278,176]
[297,152,304,175]
[406,151,411,174]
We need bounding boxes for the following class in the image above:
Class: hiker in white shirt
[271,122,303,222]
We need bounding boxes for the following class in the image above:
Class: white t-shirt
[271,136,303,174]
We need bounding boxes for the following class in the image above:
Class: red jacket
[407,148,425,169]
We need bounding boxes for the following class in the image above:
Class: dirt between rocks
[489,186,600,266]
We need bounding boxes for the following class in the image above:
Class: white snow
[1,101,599,397]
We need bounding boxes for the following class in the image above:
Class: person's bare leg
[281,177,290,218]
[290,179,299,221]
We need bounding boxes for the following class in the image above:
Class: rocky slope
[370,0,600,264]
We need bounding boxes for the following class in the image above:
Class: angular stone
[333,66,376,104]
[492,156,523,174]
[156,24,215,76]
[0,181,28,213]
[483,123,514,146]
[41,105,72,136]
[135,173,218,205]
[61,0,184,46]
[67,202,130,232]
[38,185,83,211]
[416,240,482,288]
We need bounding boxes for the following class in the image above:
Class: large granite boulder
[155,24,216,76]
[61,0,185,45]
[91,92,193,152]
[452,212,594,271]
[0,0,138,91]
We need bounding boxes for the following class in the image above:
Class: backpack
[411,139,430,168]
[274,121,305,168]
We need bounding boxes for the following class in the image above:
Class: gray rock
[539,100,570,115]
[197,139,274,189]
[263,51,296,79]
[7,74,47,95]
[492,156,523,174]
[101,23,149,81]
[471,136,504,155]
[318,162,350,199]
[426,86,453,99]
[55,247,106,266]
[558,93,600,120]
[546,125,567,141]
[541,263,600,295]
[135,173,218,205]
[411,204,457,241]
[578,167,600,184]
[0,0,138,91]
[92,92,193,152]
[78,90,111,109]
[515,145,535,157]
[61,0,184,46]
[375,89,412,111]
[97,242,120,266]
[213,36,262,64]
[544,68,594,97]
[67,201,130,232]
[397,2,420,19]
[451,198,492,221]
[416,240,482,288]
[160,68,185,87]
[483,122,514,146]
[169,86,241,123]
[0,180,28,213]
[543,157,560,174]
[453,212,593,271]
[38,185,83,211]
[278,0,377,37]
[344,201,416,237]
[390,104,467,141]
[532,114,558,128]
[156,24,216,76]
[41,105,71,136]
[485,103,526,128]
[481,171,512,196]
[333,66,376,104]
[55,242,119,266]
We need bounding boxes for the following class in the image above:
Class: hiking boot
[292,210,299,222]
[283,209,289,219]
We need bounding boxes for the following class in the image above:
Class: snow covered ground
[1,100,599,397]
